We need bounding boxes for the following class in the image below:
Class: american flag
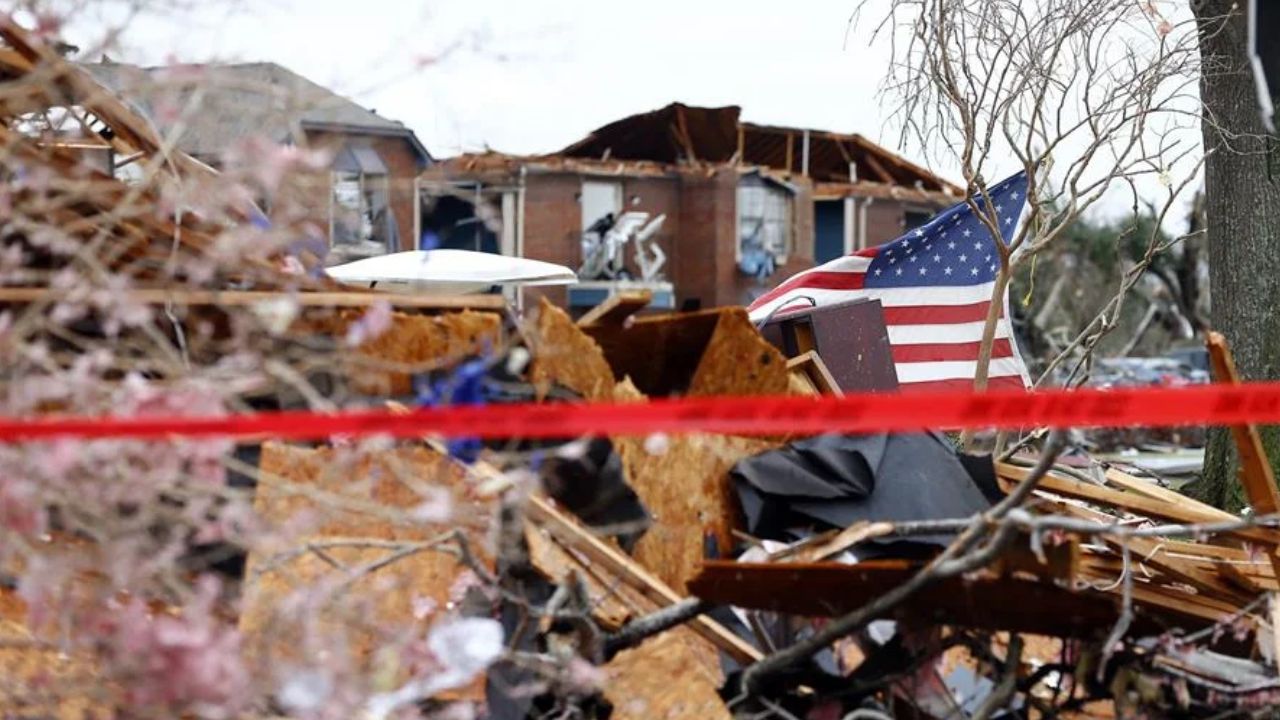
[747,170,1032,392]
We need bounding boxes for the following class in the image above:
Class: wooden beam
[1206,332,1280,519]
[1206,334,1280,668]
[736,125,745,165]
[0,287,507,311]
[576,289,652,327]
[1104,468,1236,521]
[860,150,895,184]
[996,462,1278,545]
[785,132,794,174]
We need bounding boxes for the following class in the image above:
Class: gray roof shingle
[82,60,429,164]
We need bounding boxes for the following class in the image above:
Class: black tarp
[730,432,995,549]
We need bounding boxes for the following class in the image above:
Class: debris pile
[0,20,1276,720]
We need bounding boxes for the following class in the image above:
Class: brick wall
[512,167,932,311]
[864,198,910,247]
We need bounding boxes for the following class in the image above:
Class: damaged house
[83,59,433,264]
[418,102,959,311]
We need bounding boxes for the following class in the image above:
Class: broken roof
[559,102,960,195]
[82,60,432,166]
[423,150,956,205]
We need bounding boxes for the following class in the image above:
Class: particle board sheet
[241,443,492,699]
[304,309,503,395]
[528,298,616,401]
[686,307,789,397]
[603,630,732,720]
[581,308,724,396]
[0,589,104,720]
[612,379,778,593]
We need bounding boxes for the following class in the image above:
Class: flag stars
[973,242,983,251]
[895,268,904,276]
[944,267,953,275]
[959,254,968,263]
[933,254,941,262]
[963,228,972,237]
[1004,216,1013,225]
[914,228,925,237]
[918,267,928,276]
[909,255,918,263]
[971,267,980,276]
[947,241,956,249]
[874,268,882,276]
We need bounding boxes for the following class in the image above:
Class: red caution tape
[1,381,1280,443]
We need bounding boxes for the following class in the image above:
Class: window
[737,174,793,265]
[328,141,399,261]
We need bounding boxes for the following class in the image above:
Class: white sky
[64,1,914,163]
[59,0,1201,230]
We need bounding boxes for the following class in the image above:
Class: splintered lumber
[603,631,732,720]
[529,298,617,400]
[0,287,507,311]
[1054,503,1253,605]
[525,495,763,665]
[995,462,1278,545]
[576,289,652,327]
[688,560,1133,638]
[1102,467,1236,521]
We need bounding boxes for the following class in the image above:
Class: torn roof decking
[422,103,959,205]
[422,151,957,207]
[557,102,960,194]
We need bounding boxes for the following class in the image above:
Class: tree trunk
[1195,1,1280,510]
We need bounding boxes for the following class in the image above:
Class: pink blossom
[98,575,249,714]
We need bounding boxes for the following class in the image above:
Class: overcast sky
[58,0,1200,229]
[66,1,911,162]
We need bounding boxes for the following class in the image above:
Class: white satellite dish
[326,249,578,295]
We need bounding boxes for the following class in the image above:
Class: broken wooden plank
[996,463,1277,545]
[576,289,652,327]
[524,494,763,665]
[1207,332,1280,518]
[688,560,1133,637]
[786,351,843,397]
[783,521,894,564]
[1103,468,1236,521]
